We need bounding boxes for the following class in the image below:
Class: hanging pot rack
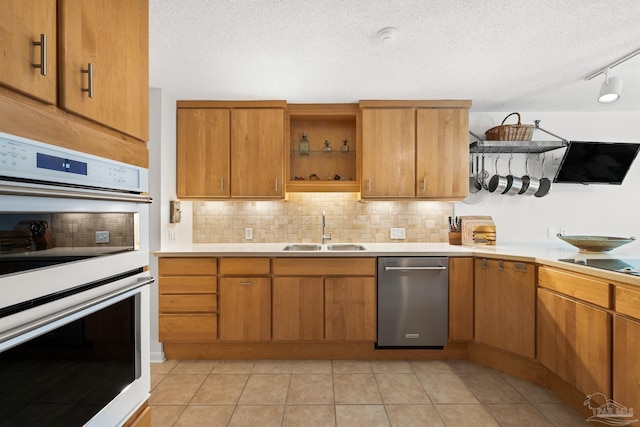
[469,120,569,154]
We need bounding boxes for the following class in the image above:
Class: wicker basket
[485,112,534,141]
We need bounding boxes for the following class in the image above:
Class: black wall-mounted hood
[553,141,640,185]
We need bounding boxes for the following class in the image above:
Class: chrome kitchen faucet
[321,210,332,244]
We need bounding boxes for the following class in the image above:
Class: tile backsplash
[193,193,453,243]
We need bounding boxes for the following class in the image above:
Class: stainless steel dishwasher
[377,257,449,348]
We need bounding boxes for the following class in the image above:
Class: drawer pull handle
[236,281,253,285]
[384,266,447,271]
[32,34,47,76]
[515,262,527,273]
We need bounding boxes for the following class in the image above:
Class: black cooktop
[559,258,640,276]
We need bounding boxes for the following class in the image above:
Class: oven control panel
[0,132,147,193]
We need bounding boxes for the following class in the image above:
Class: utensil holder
[448,231,462,245]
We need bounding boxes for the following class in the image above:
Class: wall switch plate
[168,229,177,243]
[95,230,110,243]
[245,228,253,240]
[390,228,406,239]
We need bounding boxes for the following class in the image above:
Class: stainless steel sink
[326,244,367,251]
[282,244,322,251]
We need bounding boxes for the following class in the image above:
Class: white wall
[457,112,640,242]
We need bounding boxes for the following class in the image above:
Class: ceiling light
[377,27,397,43]
[598,69,622,103]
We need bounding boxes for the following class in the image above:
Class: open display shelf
[469,120,569,154]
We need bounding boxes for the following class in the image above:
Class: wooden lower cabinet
[474,258,535,358]
[448,257,474,341]
[158,258,218,342]
[614,315,640,409]
[219,276,271,341]
[325,277,376,341]
[537,288,612,397]
[272,277,324,340]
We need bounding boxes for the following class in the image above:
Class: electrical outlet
[245,228,253,240]
[547,227,557,239]
[390,227,406,239]
[168,229,177,243]
[95,230,109,243]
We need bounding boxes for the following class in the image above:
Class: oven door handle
[0,276,155,347]
[0,183,152,204]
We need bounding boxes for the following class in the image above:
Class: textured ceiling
[149,0,640,112]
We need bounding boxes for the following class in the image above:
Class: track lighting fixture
[598,69,622,103]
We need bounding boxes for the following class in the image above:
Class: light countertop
[154,241,640,286]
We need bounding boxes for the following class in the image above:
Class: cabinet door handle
[275,178,279,191]
[220,178,224,191]
[32,34,47,76]
[367,179,371,191]
[421,178,426,191]
[498,260,504,271]
[236,281,253,285]
[81,63,94,98]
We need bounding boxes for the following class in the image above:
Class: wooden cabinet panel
[0,0,57,104]
[230,108,284,198]
[177,108,230,198]
[159,294,217,313]
[159,276,217,294]
[537,288,611,396]
[361,108,415,198]
[272,277,324,341]
[159,314,217,341]
[325,277,376,341]
[272,257,376,276]
[615,285,640,320]
[219,277,271,341]
[474,258,535,358]
[538,266,611,308]
[613,315,640,409]
[58,0,149,141]
[449,257,474,341]
[416,108,468,199]
[159,257,217,275]
[219,258,271,275]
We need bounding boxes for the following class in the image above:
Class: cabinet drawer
[159,257,217,275]
[272,257,376,276]
[159,314,217,341]
[159,294,217,313]
[538,266,611,308]
[219,258,270,275]
[616,285,640,320]
[159,276,217,294]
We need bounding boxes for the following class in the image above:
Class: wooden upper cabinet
[361,108,416,198]
[0,0,57,104]
[57,0,149,141]
[177,109,231,198]
[416,108,469,199]
[230,108,284,198]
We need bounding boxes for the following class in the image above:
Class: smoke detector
[377,27,397,43]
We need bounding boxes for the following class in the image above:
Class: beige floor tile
[252,359,294,373]
[149,405,184,427]
[150,373,166,391]
[149,374,206,405]
[535,403,592,426]
[485,403,554,426]
[291,359,333,373]
[333,373,382,404]
[417,373,479,404]
[332,360,372,373]
[212,360,255,374]
[376,373,431,404]
[171,360,217,374]
[282,405,335,427]
[501,373,562,404]
[150,359,179,374]
[435,404,499,427]
[409,360,454,373]
[385,404,445,427]
[335,404,390,427]
[228,405,284,427]
[370,360,413,373]
[287,373,334,404]
[174,405,235,427]
[447,360,495,374]
[238,373,290,404]
[190,374,249,404]
[459,372,526,403]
